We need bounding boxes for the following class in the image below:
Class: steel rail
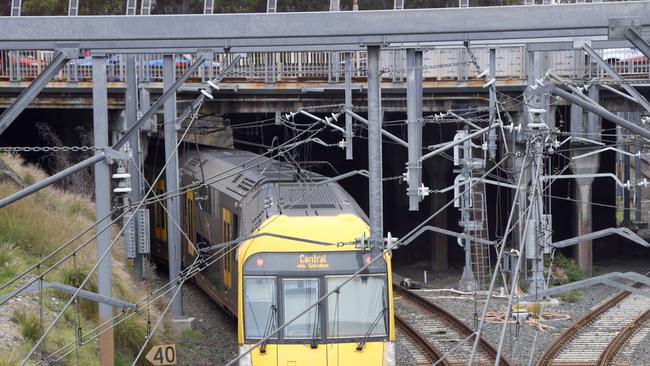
[536,284,643,366]
[393,284,509,366]
[597,308,650,366]
[394,315,442,366]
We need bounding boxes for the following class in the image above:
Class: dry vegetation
[0,153,174,365]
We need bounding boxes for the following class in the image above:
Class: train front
[236,213,395,366]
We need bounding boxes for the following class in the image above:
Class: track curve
[393,284,510,366]
[537,286,650,366]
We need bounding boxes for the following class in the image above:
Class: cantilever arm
[419,124,498,163]
[344,108,408,148]
[551,227,650,249]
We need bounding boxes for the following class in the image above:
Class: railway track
[393,284,509,366]
[598,307,650,366]
[537,286,650,366]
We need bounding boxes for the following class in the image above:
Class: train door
[151,179,168,261]
[186,190,195,258]
[222,207,234,290]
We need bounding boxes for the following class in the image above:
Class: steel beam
[68,0,78,16]
[623,27,650,61]
[92,54,114,366]
[344,53,353,160]
[420,124,496,163]
[1,2,649,51]
[345,109,408,148]
[367,46,383,249]
[518,272,650,301]
[0,153,104,209]
[125,54,145,281]
[0,281,136,309]
[537,85,650,141]
[114,55,205,151]
[406,49,422,211]
[551,227,650,248]
[163,55,182,318]
[0,50,72,135]
[582,43,650,113]
[488,48,497,159]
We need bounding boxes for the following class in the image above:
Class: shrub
[11,309,41,343]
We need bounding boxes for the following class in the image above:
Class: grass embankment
[0,153,171,365]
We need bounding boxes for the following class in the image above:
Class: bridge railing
[0,47,647,85]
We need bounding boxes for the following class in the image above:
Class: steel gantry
[2,3,650,365]
[0,3,649,52]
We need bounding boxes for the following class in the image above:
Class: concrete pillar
[574,174,595,276]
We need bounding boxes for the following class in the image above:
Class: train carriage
[151,148,395,366]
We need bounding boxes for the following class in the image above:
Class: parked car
[599,48,648,75]
[68,55,122,81]
[142,55,191,68]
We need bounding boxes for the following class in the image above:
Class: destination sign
[244,251,386,274]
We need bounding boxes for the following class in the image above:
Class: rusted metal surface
[393,284,510,366]
[597,308,650,366]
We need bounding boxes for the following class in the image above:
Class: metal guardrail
[0,47,648,84]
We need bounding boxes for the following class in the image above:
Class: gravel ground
[395,258,650,366]
[148,271,238,366]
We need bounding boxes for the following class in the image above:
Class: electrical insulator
[112,166,132,194]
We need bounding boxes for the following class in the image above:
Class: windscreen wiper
[260,305,277,353]
[310,305,320,349]
[356,307,387,351]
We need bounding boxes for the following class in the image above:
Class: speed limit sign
[145,344,177,365]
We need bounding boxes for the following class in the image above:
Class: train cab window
[243,276,277,339]
[326,275,388,338]
[282,278,320,339]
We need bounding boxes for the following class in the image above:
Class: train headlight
[238,345,252,366]
[382,341,395,366]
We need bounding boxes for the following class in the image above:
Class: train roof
[180,148,368,230]
[181,148,327,199]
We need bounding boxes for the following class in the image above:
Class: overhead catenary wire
[19,96,206,366]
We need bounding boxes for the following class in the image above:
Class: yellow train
[150,148,395,366]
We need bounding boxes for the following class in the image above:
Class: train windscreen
[326,275,388,338]
[242,251,388,342]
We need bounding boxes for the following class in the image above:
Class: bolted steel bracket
[608,17,642,39]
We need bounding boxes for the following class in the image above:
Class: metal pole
[163,54,182,318]
[406,49,420,211]
[367,45,383,249]
[344,52,353,160]
[345,109,407,148]
[488,48,497,159]
[624,142,631,224]
[92,54,114,366]
[636,144,642,223]
[125,54,145,281]
[544,86,650,141]
[459,131,475,290]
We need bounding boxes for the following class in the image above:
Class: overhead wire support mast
[367,45,383,250]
